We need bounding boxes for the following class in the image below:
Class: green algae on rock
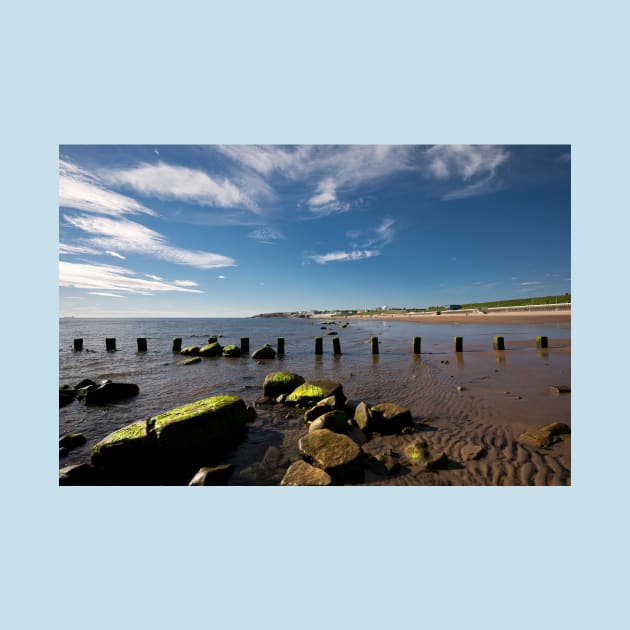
[285,379,344,408]
[91,420,154,472]
[251,344,276,359]
[263,372,305,398]
[179,356,201,365]
[180,345,200,356]
[222,344,241,357]
[198,342,222,357]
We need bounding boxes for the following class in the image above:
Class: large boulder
[370,402,413,434]
[280,460,333,486]
[263,372,305,398]
[198,342,223,357]
[84,382,139,406]
[251,344,276,359]
[519,422,571,448]
[298,428,363,483]
[285,380,345,408]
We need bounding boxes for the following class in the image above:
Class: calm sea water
[59,316,570,472]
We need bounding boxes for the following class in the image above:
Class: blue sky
[59,145,570,317]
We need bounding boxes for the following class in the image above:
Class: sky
[59,145,571,317]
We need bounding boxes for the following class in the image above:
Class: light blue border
[4,1,626,628]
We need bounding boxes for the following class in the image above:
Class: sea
[59,316,571,482]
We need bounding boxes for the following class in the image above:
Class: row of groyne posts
[71,335,551,354]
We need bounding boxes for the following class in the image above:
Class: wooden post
[277,337,285,356]
[315,337,323,355]
[332,336,342,355]
[454,336,463,352]
[412,336,421,354]
[106,337,116,351]
[172,337,182,353]
[208,336,218,344]
[536,335,548,348]
[240,337,249,354]
[493,336,505,350]
[73,338,83,351]
[370,336,379,354]
[137,337,147,352]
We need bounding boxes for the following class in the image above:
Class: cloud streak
[308,249,380,264]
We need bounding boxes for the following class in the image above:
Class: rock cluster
[58,379,139,407]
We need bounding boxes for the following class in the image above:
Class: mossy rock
[179,356,201,365]
[280,460,333,486]
[252,344,276,359]
[222,345,241,357]
[404,439,449,470]
[298,428,363,484]
[370,402,413,434]
[285,379,345,408]
[263,372,305,398]
[519,422,571,448]
[198,342,223,357]
[91,421,155,473]
[180,346,201,356]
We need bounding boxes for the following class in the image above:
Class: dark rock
[84,382,139,405]
[59,388,76,407]
[263,372,305,398]
[303,395,338,423]
[285,380,345,408]
[222,345,241,357]
[246,405,257,422]
[188,464,234,486]
[255,396,276,407]
[308,410,350,434]
[280,460,333,486]
[75,378,96,390]
[370,402,413,434]
[327,331,338,335]
[519,422,571,448]
[59,447,68,458]
[251,344,276,360]
[198,342,222,357]
[59,433,86,450]
[59,463,99,486]
[363,448,401,475]
[179,356,201,365]
[91,421,156,477]
[298,428,363,483]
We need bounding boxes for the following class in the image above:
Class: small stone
[457,385,466,392]
[280,460,333,486]
[549,385,571,394]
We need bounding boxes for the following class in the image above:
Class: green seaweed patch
[148,395,242,432]
[198,342,222,357]
[285,379,343,407]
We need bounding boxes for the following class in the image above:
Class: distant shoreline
[347,312,571,325]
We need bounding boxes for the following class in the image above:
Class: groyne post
[536,335,548,349]
[240,337,250,354]
[172,338,182,353]
[412,336,421,354]
[454,336,463,353]
[277,337,285,356]
[315,337,323,355]
[332,336,342,355]
[137,337,147,352]
[493,336,505,351]
[105,337,116,352]
[370,336,379,355]
[73,338,83,352]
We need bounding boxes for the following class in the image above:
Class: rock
[180,346,201,356]
[461,444,485,461]
[457,385,466,392]
[254,396,276,407]
[75,378,96,390]
[59,447,68,458]
[179,356,201,365]
[59,463,99,486]
[263,372,305,398]
[303,395,338,423]
[251,344,276,359]
[404,439,449,470]
[188,464,234,486]
[353,401,373,432]
[59,433,86,450]
[59,387,76,407]
[370,402,413,434]
[246,405,257,422]
[285,379,345,408]
[222,345,241,357]
[549,385,571,394]
[327,331,338,335]
[207,336,218,344]
[298,429,363,483]
[309,410,350,434]
[91,421,156,477]
[198,342,222,357]
[519,422,571,448]
[75,384,96,400]
[280,460,333,486]
[363,448,400,475]
[83,382,140,406]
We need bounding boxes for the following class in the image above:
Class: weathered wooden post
[137,337,147,352]
[315,337,323,355]
[493,336,505,350]
[412,336,421,354]
[240,337,250,354]
[332,336,342,355]
[172,337,182,353]
[454,336,463,353]
[370,336,379,355]
[73,338,83,351]
[536,335,548,349]
[106,337,116,351]
[277,337,285,356]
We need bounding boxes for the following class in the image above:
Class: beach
[348,311,571,325]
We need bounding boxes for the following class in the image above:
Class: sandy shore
[348,311,571,325]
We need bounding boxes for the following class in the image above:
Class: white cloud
[173,280,199,287]
[247,227,286,243]
[59,160,154,216]
[64,214,236,269]
[144,274,163,281]
[520,281,542,286]
[217,275,226,280]
[308,250,380,264]
[60,261,205,295]
[106,250,126,260]
[59,243,100,256]
[88,292,126,298]
[101,162,260,212]
[309,177,337,207]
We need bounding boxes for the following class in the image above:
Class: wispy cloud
[173,280,199,287]
[59,160,155,216]
[88,292,126,298]
[106,250,126,260]
[247,227,286,243]
[64,214,236,269]
[59,242,100,256]
[60,261,205,295]
[520,281,542,286]
[308,249,380,264]
[424,145,509,200]
[217,275,226,280]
